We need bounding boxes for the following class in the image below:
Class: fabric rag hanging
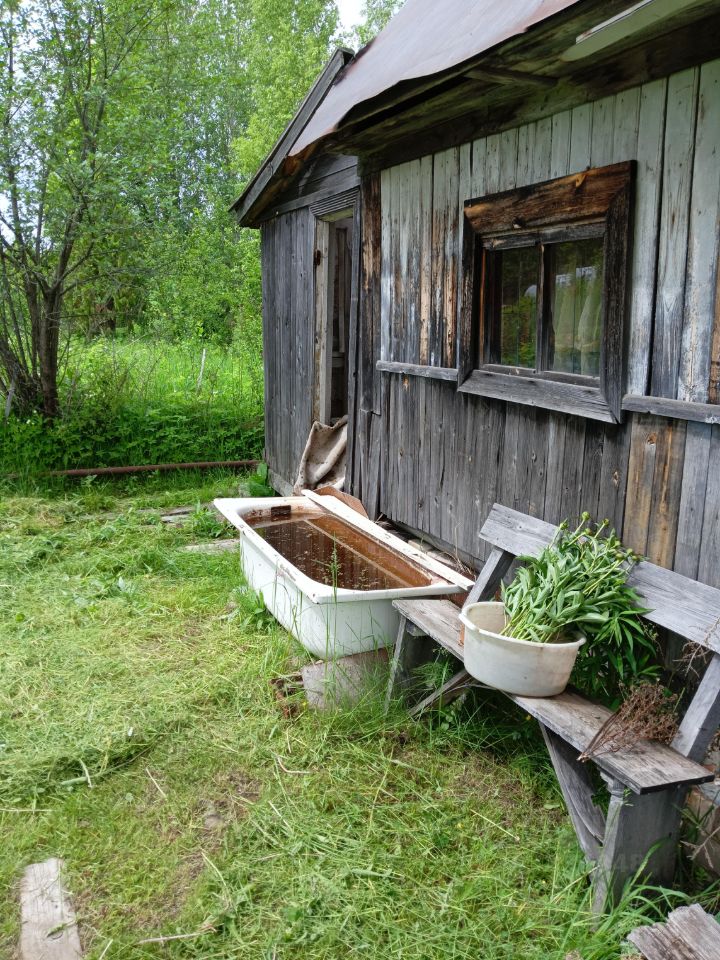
[293,415,348,494]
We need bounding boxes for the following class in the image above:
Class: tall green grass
[0,336,264,476]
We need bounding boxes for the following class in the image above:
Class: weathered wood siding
[350,59,720,587]
[260,157,359,489]
[260,208,315,487]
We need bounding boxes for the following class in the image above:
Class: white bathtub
[214,493,472,660]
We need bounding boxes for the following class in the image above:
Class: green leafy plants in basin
[502,514,659,703]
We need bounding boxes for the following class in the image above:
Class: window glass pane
[548,236,604,377]
[498,246,537,368]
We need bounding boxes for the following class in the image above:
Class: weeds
[0,337,264,475]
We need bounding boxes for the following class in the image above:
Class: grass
[0,336,264,475]
[0,472,713,958]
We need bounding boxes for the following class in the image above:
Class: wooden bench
[386,504,720,911]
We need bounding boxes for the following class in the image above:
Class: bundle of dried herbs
[501,514,659,703]
[579,682,679,760]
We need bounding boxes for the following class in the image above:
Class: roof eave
[231,47,354,227]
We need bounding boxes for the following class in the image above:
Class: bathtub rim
[213,495,471,605]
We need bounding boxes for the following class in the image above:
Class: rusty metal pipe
[6,459,261,479]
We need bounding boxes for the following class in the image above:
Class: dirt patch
[196,769,262,831]
[270,672,305,718]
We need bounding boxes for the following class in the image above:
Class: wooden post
[592,778,684,912]
[384,616,436,711]
[540,725,605,863]
[672,653,720,762]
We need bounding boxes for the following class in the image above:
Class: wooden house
[233,0,720,588]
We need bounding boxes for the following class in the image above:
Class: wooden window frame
[457,161,634,423]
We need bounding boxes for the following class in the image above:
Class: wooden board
[628,903,720,960]
[393,597,464,660]
[679,59,720,404]
[626,78,666,397]
[464,161,632,234]
[651,67,699,398]
[392,595,712,794]
[20,859,82,960]
[513,690,712,794]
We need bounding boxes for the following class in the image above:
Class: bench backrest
[474,504,720,764]
[480,504,720,653]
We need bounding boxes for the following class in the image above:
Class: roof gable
[231,47,353,227]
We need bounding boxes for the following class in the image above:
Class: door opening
[315,211,354,424]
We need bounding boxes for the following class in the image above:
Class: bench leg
[409,668,473,717]
[540,725,605,864]
[592,779,685,912]
[384,616,436,712]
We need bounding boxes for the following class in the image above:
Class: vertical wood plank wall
[260,208,315,485]
[259,153,360,490]
[350,58,720,587]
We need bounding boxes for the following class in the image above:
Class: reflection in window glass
[548,237,604,377]
[498,246,538,368]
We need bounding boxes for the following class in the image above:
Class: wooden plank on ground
[182,540,238,553]
[629,903,720,960]
[20,859,82,960]
[666,904,720,960]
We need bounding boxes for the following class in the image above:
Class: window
[458,162,634,422]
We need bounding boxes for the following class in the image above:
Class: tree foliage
[232,0,339,180]
[353,0,403,46]
[0,0,162,416]
[0,0,403,424]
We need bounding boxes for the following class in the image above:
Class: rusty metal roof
[291,0,582,156]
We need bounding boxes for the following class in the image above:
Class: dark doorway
[315,211,354,424]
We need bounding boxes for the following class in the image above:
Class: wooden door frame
[313,203,356,424]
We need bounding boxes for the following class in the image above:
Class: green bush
[0,336,264,474]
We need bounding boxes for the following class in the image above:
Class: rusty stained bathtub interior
[248,511,435,592]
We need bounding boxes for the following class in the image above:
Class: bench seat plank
[513,691,713,794]
[393,597,713,795]
[393,598,464,660]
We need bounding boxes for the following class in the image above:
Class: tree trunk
[39,290,62,419]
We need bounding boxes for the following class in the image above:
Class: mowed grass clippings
[0,475,698,959]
